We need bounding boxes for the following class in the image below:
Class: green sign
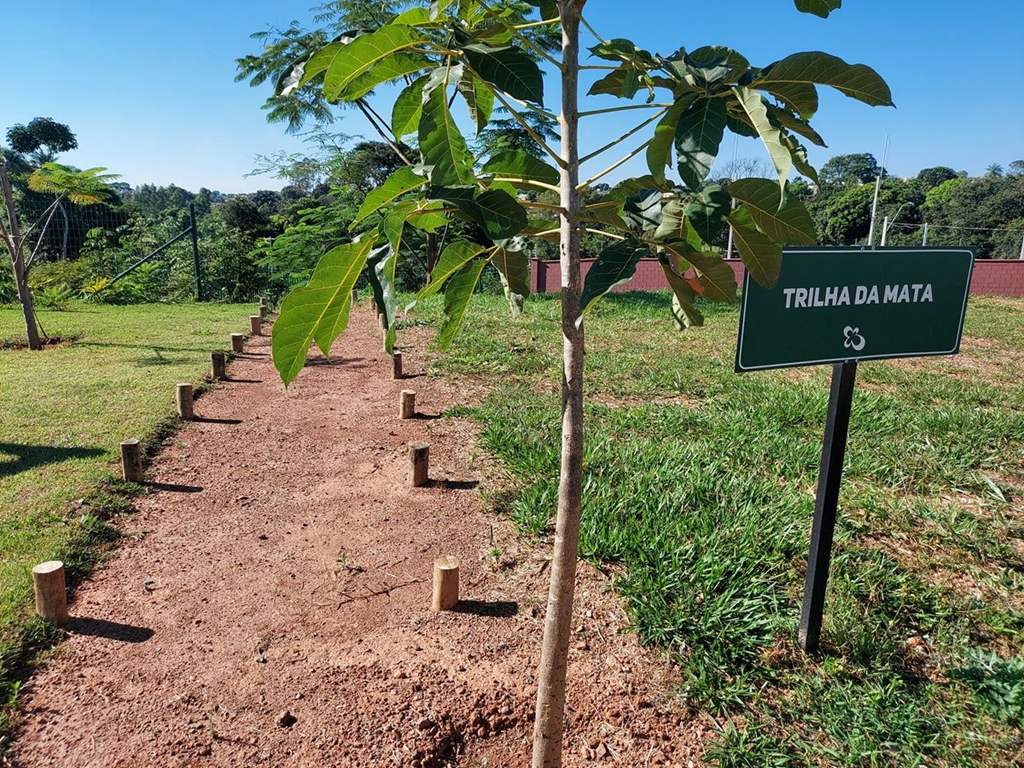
[736,247,974,372]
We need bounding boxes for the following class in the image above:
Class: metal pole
[799,360,858,653]
[1019,232,1023,260]
[880,216,889,246]
[867,136,889,246]
[922,223,928,246]
[189,201,202,301]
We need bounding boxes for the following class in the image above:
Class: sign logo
[843,326,865,351]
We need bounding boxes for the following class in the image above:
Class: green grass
[414,290,1024,765]
[0,301,254,748]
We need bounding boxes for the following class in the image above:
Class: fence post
[189,202,203,301]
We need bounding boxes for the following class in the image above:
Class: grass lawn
[0,301,254,742]
[412,289,1024,766]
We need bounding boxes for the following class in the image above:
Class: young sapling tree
[268,1,892,764]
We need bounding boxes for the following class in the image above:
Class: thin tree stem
[579,103,672,118]
[532,3,585,767]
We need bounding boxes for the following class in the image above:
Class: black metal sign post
[798,360,858,652]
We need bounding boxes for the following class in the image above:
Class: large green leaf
[728,206,782,288]
[322,25,428,101]
[419,87,476,187]
[732,86,792,195]
[392,75,429,137]
[490,246,530,318]
[653,199,702,248]
[578,240,648,325]
[794,0,841,18]
[769,105,827,147]
[729,177,816,244]
[755,51,893,108]
[757,80,818,119]
[406,201,449,232]
[436,187,527,242]
[465,189,529,242]
[271,238,375,385]
[299,41,344,87]
[367,243,399,353]
[684,185,732,244]
[661,242,738,303]
[674,97,728,190]
[646,97,692,186]
[438,259,486,349]
[457,70,495,134]
[588,66,640,99]
[659,260,704,329]
[482,150,559,188]
[341,53,427,101]
[463,43,544,104]
[353,167,425,225]
[415,241,488,302]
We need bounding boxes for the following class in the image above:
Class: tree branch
[577,137,655,190]
[578,108,665,164]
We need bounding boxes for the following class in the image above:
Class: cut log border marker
[249,315,261,335]
[399,390,415,420]
[432,556,459,611]
[121,439,143,483]
[33,561,68,625]
[231,333,244,353]
[392,351,403,380]
[408,441,429,487]
[176,383,194,421]
[211,351,226,379]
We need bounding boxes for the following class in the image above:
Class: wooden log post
[259,304,268,320]
[230,333,244,353]
[120,439,143,483]
[33,561,69,625]
[377,312,386,331]
[249,315,262,335]
[432,556,460,611]
[211,351,226,379]
[369,296,377,313]
[392,351,403,380]
[399,390,416,420]
[409,441,429,487]
[176,383,194,420]
[259,296,268,308]
[351,288,358,305]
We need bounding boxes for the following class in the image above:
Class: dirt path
[9,307,710,767]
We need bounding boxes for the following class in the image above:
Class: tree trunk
[425,232,439,281]
[532,3,585,766]
[0,164,41,350]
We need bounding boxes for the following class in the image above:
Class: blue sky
[3,1,1021,194]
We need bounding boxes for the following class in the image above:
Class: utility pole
[867,135,889,246]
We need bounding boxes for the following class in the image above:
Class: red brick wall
[970,259,1024,297]
[530,258,1024,298]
